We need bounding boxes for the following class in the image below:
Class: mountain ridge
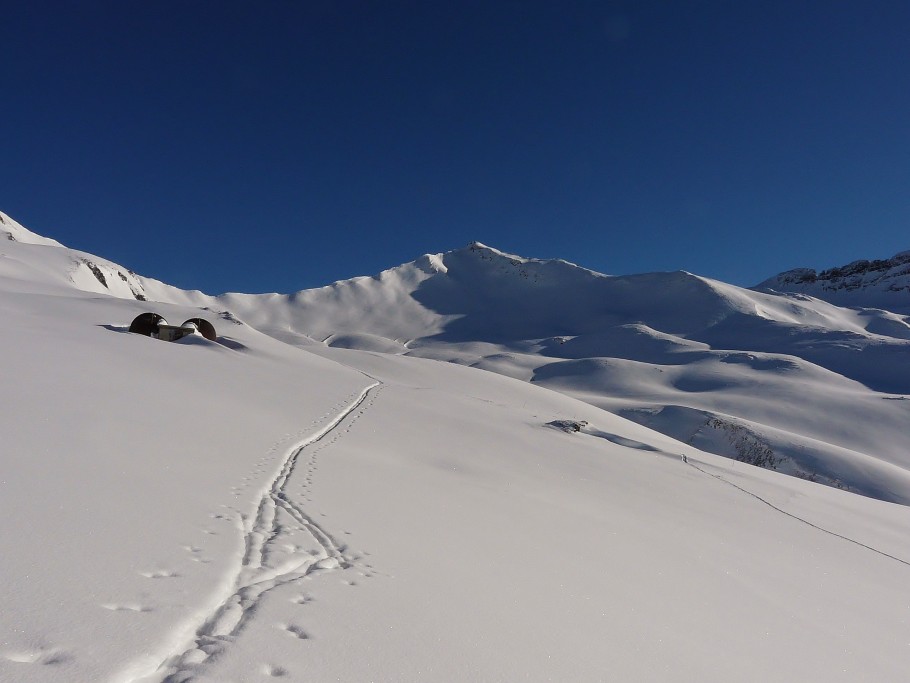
[3,210,910,503]
[756,249,910,312]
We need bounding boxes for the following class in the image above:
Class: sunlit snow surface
[2,214,910,682]
[137,239,910,503]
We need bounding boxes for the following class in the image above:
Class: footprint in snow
[263,664,289,677]
[101,603,152,612]
[278,623,309,639]
[140,569,179,579]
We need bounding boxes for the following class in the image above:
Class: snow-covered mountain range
[757,249,910,312]
[2,209,910,682]
[25,208,906,504]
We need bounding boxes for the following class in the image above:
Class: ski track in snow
[124,381,382,683]
[684,458,910,568]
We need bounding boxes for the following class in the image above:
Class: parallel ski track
[125,381,381,683]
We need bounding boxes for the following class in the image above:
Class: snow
[124,241,910,502]
[2,213,910,681]
[0,277,368,682]
[0,210,64,246]
[757,250,910,313]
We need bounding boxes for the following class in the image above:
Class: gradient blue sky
[2,1,908,294]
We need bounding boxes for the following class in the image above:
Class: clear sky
[2,1,908,294]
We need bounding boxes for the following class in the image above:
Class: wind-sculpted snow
[4,213,910,680]
[139,241,910,501]
[3,220,909,500]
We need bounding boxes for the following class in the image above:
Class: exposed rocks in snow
[81,258,108,288]
[694,416,850,493]
[757,250,910,304]
[547,419,589,433]
[703,417,779,470]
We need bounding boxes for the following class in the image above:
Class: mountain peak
[756,250,910,311]
[0,211,64,247]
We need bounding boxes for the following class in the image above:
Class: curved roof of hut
[182,318,217,342]
[129,312,168,336]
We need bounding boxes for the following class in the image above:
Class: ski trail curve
[121,382,381,683]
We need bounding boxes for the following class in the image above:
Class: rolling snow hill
[2,210,910,682]
[133,237,910,504]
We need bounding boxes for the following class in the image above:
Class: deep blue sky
[2,1,908,294]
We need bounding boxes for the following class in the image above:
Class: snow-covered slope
[127,241,910,504]
[0,210,149,300]
[3,213,910,681]
[757,249,910,313]
[0,210,63,246]
[5,219,909,502]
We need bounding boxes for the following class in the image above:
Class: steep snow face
[757,250,910,312]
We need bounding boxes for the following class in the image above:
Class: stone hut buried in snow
[129,313,217,342]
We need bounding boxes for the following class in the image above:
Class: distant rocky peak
[756,250,910,309]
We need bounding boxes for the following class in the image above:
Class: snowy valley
[1,210,909,682]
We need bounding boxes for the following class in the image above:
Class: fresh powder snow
[1,211,909,682]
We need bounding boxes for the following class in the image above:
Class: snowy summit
[757,249,910,312]
[2,210,910,682]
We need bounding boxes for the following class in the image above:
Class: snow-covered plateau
[1,210,909,682]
